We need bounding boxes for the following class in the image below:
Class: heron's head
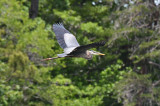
[88,50,105,55]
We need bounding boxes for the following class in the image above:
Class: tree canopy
[0,0,160,105]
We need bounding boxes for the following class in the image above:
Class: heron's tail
[41,57,60,61]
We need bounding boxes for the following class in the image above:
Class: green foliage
[0,81,23,105]
[0,0,54,59]
[53,9,81,25]
[31,74,102,106]
[1,0,160,105]
[100,60,126,94]
[114,71,160,105]
[80,22,105,37]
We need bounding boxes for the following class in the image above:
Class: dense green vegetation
[0,0,160,105]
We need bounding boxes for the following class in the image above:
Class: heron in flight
[43,23,105,61]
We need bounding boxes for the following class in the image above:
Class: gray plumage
[42,23,105,61]
[53,23,80,49]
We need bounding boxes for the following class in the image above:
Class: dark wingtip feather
[53,23,64,29]
[96,41,106,46]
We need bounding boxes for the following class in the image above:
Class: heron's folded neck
[85,50,93,60]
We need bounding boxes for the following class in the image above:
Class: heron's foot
[41,58,53,61]
[41,57,60,61]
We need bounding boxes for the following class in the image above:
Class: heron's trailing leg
[41,57,60,61]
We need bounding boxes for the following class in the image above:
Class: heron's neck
[86,50,93,60]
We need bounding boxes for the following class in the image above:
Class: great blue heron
[42,23,105,61]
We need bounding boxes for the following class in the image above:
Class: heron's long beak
[97,52,105,55]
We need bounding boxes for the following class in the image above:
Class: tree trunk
[29,0,39,19]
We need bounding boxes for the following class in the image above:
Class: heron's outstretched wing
[69,41,106,55]
[53,23,80,49]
